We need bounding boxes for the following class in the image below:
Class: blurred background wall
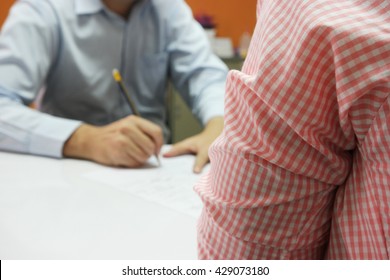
[0,0,14,27]
[185,0,256,48]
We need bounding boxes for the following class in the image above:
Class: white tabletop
[0,149,204,259]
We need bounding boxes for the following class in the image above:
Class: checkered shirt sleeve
[195,0,390,259]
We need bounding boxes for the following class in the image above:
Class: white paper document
[83,146,208,218]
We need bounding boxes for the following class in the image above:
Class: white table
[0,150,202,259]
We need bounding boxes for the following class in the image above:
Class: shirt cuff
[28,116,82,158]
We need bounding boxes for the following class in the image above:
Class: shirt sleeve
[0,0,82,158]
[326,9,390,258]
[164,0,228,125]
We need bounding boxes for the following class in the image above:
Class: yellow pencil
[112,68,161,166]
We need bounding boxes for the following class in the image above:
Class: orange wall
[0,0,14,28]
[186,0,257,47]
[1,0,257,47]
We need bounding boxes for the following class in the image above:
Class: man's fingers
[120,124,155,156]
[121,135,151,164]
[163,140,195,157]
[131,116,164,154]
[193,151,209,173]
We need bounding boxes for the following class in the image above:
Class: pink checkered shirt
[195,0,390,259]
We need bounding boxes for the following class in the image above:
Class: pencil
[112,68,161,166]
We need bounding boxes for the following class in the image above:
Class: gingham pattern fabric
[195,0,390,259]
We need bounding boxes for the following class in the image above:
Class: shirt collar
[74,0,104,15]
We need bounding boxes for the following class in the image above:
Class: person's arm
[165,1,227,123]
[161,0,228,172]
[0,1,81,157]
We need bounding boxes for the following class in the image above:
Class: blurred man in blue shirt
[0,0,227,172]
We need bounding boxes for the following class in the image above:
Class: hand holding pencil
[63,115,163,168]
[62,70,163,168]
[112,69,162,166]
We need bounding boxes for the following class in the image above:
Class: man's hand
[163,116,223,173]
[63,115,163,167]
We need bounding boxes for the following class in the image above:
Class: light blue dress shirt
[0,0,228,158]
